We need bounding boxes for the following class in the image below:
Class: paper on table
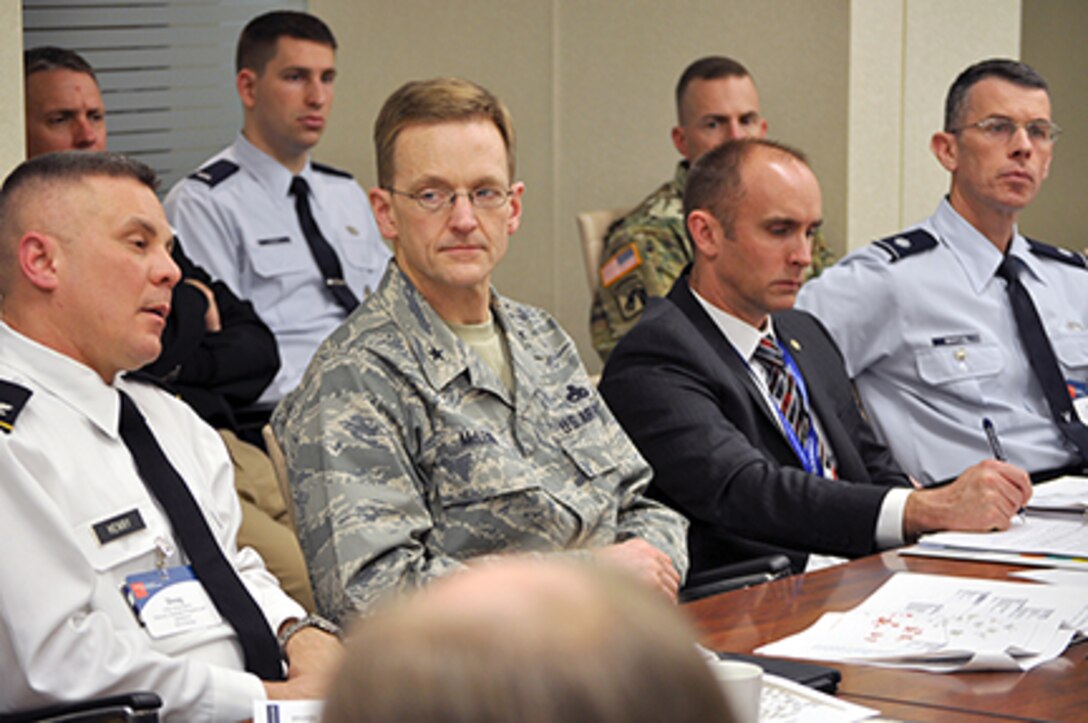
[900,544,1088,570]
[756,572,1081,673]
[918,514,1088,558]
[1009,568,1088,637]
[1027,475,1088,512]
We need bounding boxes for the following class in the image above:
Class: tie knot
[997,254,1025,283]
[117,389,139,434]
[754,336,784,368]
[290,176,309,198]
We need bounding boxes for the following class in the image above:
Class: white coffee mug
[711,660,763,723]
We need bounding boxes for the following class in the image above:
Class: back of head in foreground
[322,558,733,723]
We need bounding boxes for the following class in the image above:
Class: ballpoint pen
[982,417,1007,461]
[983,417,1025,522]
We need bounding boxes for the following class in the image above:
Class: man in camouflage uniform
[591,56,834,361]
[273,77,688,622]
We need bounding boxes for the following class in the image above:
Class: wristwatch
[277,613,341,660]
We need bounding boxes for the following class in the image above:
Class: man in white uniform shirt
[165,10,390,407]
[0,152,340,720]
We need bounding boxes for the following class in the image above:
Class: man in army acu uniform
[591,56,835,361]
[273,78,688,622]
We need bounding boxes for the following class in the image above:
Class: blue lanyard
[751,338,825,477]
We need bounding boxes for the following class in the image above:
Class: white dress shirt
[0,322,304,721]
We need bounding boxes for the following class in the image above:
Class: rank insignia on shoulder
[189,160,240,188]
[312,161,353,179]
[600,243,643,288]
[1026,238,1088,270]
[872,229,938,262]
[0,380,32,434]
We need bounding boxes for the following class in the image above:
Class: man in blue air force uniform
[799,59,1088,485]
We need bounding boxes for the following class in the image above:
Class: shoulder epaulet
[1026,237,1088,270]
[871,228,939,263]
[0,380,32,434]
[312,161,354,180]
[188,160,240,188]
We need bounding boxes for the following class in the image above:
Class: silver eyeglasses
[950,116,1062,145]
[385,186,513,212]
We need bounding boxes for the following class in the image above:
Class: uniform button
[954,348,967,362]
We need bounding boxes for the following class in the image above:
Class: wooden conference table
[685,551,1086,722]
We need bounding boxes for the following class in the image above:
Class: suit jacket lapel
[667,274,782,434]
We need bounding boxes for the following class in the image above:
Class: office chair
[575,208,628,293]
[678,554,793,603]
[0,692,162,723]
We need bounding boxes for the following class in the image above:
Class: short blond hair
[322,560,732,723]
[373,77,516,188]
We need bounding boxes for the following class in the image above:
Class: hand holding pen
[982,417,1027,523]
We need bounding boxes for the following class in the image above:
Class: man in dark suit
[600,139,1032,576]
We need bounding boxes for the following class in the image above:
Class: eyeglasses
[384,186,513,212]
[950,116,1062,145]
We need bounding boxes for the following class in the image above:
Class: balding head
[323,558,732,723]
[685,139,821,328]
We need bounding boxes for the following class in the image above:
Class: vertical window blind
[23,0,304,191]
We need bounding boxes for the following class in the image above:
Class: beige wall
[2,2,1081,367]
[0,0,24,177]
[1021,0,1088,251]
[847,0,1022,251]
[313,0,849,370]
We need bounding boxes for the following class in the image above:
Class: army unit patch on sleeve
[600,243,643,288]
[0,380,32,434]
[615,275,647,320]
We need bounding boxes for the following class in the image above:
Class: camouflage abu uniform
[590,162,691,363]
[590,161,836,362]
[273,263,689,622]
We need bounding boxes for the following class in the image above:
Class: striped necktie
[753,335,831,475]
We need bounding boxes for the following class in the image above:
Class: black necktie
[117,390,284,680]
[290,176,359,314]
[997,255,1088,461]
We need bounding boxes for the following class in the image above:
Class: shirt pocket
[338,233,387,275]
[247,235,312,280]
[558,437,620,482]
[915,341,1003,403]
[72,502,162,574]
[1054,331,1088,374]
[431,456,547,557]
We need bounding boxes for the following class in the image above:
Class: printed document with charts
[756,572,1083,672]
